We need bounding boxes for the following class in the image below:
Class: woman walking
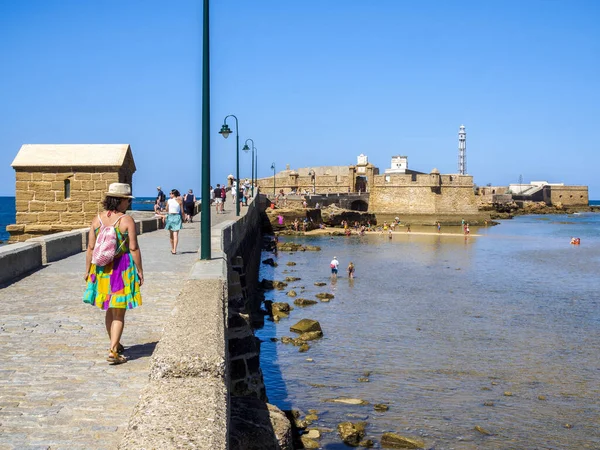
[183,189,196,223]
[83,183,143,365]
[165,189,184,254]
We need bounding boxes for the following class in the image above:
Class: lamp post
[242,139,256,198]
[219,115,240,216]
[270,162,276,197]
[200,0,211,260]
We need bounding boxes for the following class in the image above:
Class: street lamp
[200,0,211,260]
[242,139,256,198]
[219,115,240,216]
[271,162,276,197]
[309,169,316,193]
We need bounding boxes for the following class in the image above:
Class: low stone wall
[0,215,163,286]
[0,242,43,286]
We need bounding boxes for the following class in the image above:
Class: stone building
[508,181,588,207]
[256,154,480,217]
[8,144,136,242]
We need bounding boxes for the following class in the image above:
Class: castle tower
[458,125,467,175]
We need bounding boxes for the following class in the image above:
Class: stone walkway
[0,204,242,450]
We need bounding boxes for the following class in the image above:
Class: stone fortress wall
[368,172,479,215]
[256,159,480,216]
[548,185,588,207]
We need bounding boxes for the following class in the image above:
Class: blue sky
[0,0,598,198]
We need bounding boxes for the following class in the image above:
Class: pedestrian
[347,261,355,278]
[330,256,339,277]
[156,186,166,210]
[165,189,184,254]
[213,184,223,214]
[210,185,215,204]
[183,189,196,223]
[221,184,227,210]
[437,221,441,233]
[83,183,143,365]
[466,223,470,235]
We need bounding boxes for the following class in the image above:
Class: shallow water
[256,214,600,449]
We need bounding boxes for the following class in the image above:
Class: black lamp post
[219,115,240,216]
[271,162,276,197]
[242,139,256,197]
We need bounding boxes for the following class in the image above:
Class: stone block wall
[549,185,589,207]
[256,174,351,195]
[223,197,267,400]
[369,173,479,215]
[8,168,128,242]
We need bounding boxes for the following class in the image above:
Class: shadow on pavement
[126,341,158,361]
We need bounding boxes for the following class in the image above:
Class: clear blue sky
[1,0,598,198]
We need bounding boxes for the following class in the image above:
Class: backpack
[92,214,125,267]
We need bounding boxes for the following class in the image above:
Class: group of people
[211,179,254,214]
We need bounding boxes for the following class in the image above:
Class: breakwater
[0,196,293,449]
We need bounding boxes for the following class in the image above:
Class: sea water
[257,214,600,449]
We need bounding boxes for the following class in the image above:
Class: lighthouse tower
[458,125,467,175]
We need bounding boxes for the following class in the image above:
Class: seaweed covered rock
[380,432,425,449]
[294,298,318,307]
[337,421,367,447]
[290,319,322,334]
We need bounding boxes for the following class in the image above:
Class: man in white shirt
[330,256,339,277]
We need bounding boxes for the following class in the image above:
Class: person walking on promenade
[213,184,223,214]
[347,261,355,279]
[83,183,143,365]
[437,221,441,233]
[221,183,227,211]
[165,189,184,254]
[330,256,339,278]
[183,189,196,223]
[156,186,166,210]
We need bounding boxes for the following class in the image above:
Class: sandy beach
[302,228,480,237]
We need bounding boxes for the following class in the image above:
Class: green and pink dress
[83,226,142,310]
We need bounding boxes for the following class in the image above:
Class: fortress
[256,153,481,218]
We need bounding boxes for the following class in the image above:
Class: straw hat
[106,183,135,199]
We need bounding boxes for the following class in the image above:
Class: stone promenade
[0,205,240,450]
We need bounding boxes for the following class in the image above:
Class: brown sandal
[107,349,127,365]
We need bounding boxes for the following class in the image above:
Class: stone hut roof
[11,144,136,171]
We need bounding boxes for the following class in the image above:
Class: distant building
[385,156,408,174]
[508,181,588,207]
[8,144,136,242]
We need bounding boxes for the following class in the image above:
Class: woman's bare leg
[169,230,174,252]
[109,308,126,352]
[173,231,179,253]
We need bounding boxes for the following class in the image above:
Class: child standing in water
[347,262,355,278]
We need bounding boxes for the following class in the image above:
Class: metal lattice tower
[458,125,467,175]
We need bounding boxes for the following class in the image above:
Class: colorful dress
[83,225,142,310]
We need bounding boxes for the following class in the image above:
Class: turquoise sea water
[257,213,600,449]
[0,196,156,245]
